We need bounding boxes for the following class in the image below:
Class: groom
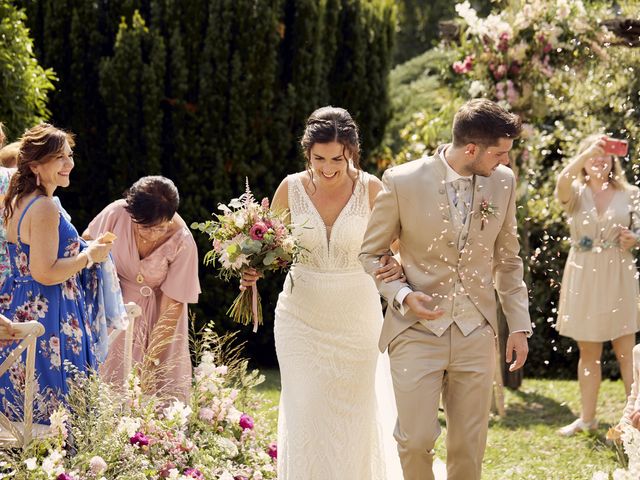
[360,99,531,480]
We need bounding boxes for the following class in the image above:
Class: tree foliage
[0,0,55,140]
[13,0,396,365]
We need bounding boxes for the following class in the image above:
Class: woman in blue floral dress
[0,124,117,422]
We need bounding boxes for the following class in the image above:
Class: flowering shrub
[0,328,277,479]
[381,0,640,379]
[449,0,610,113]
[192,179,303,331]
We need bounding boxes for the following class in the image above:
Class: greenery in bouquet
[192,180,304,331]
[0,327,277,480]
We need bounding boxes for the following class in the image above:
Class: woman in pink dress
[84,176,200,401]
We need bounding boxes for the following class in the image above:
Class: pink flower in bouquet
[239,413,254,430]
[130,431,150,446]
[234,476,249,480]
[57,474,74,480]
[212,239,222,253]
[184,468,205,479]
[509,62,521,76]
[249,222,269,241]
[267,441,278,459]
[261,197,270,209]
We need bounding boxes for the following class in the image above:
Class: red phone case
[603,138,629,157]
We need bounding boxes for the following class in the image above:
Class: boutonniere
[475,198,498,230]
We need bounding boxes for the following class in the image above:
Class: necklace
[135,227,159,284]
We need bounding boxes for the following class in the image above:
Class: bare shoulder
[273,174,298,212]
[25,196,60,220]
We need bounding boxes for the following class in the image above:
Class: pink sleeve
[85,201,121,239]
[161,230,201,304]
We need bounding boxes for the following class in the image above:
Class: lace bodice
[288,172,371,271]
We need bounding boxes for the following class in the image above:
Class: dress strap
[17,196,46,245]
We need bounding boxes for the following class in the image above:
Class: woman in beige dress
[556,134,640,436]
[84,176,200,401]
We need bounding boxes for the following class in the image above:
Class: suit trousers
[388,321,496,480]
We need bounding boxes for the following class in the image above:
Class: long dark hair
[300,106,361,191]
[3,123,75,222]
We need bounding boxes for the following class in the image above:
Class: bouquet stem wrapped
[228,283,262,332]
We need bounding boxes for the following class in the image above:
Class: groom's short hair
[452,99,522,148]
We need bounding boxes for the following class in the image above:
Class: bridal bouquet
[192,179,303,331]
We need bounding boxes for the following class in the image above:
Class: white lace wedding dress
[274,172,403,479]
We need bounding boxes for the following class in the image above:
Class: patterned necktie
[450,178,472,219]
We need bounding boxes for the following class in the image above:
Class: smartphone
[603,137,629,157]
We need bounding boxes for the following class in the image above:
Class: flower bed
[0,329,277,480]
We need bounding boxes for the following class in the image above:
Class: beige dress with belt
[556,181,640,342]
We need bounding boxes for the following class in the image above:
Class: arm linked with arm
[359,170,410,308]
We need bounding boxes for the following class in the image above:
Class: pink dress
[86,200,200,401]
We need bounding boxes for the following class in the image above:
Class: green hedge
[14,0,395,365]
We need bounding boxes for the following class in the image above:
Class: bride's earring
[35,172,40,186]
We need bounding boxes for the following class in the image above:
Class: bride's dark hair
[4,123,75,222]
[301,107,361,190]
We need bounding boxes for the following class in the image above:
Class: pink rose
[261,197,270,209]
[267,441,278,459]
[239,413,254,430]
[249,222,268,241]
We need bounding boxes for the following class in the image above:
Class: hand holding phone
[602,137,629,157]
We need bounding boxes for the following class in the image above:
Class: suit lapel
[424,152,457,244]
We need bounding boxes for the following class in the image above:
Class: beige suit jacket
[360,152,532,352]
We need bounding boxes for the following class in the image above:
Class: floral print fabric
[0,197,108,423]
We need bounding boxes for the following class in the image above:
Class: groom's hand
[506,332,528,372]
[404,292,445,320]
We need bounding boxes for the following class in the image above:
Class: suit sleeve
[492,173,532,334]
[359,169,410,309]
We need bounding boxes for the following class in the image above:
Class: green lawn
[255,370,626,479]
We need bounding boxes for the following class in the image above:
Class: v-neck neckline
[296,174,359,250]
[587,186,618,219]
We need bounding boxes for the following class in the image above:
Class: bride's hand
[240,268,261,291]
[375,255,405,283]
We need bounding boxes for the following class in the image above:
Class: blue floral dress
[0,196,124,422]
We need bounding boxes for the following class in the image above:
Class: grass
[254,370,627,479]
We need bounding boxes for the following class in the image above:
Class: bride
[241,106,404,479]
